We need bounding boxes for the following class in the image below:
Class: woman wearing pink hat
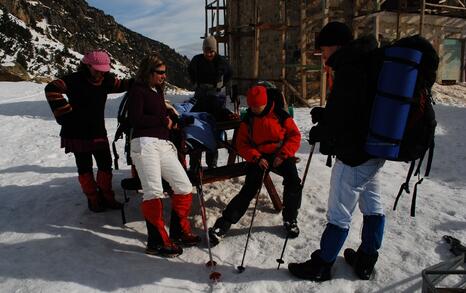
[45,50,133,213]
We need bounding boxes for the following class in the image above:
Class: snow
[0,81,465,292]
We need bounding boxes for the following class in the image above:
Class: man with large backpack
[288,22,386,282]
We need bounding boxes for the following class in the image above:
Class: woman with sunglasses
[127,53,200,258]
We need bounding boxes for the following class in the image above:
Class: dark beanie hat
[316,21,353,48]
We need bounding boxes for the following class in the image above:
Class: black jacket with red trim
[44,71,132,139]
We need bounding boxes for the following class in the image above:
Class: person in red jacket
[208,85,302,245]
[44,50,132,213]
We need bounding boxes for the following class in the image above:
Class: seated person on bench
[208,85,302,246]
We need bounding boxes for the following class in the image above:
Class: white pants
[130,137,192,200]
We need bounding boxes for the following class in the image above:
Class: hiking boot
[171,233,201,247]
[78,173,106,213]
[288,250,334,282]
[344,248,378,280]
[169,194,201,247]
[96,170,123,210]
[145,242,183,258]
[284,220,300,238]
[208,217,231,246]
[87,197,106,213]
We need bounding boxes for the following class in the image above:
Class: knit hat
[82,50,111,72]
[316,21,353,48]
[203,36,217,52]
[247,85,268,108]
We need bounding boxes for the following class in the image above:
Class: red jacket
[236,103,301,162]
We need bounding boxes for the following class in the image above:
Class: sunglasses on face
[153,70,166,75]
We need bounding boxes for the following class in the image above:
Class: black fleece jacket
[318,35,379,167]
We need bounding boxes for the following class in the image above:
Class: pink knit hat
[247,86,268,108]
[82,50,111,72]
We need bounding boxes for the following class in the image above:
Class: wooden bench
[197,119,283,212]
[120,119,283,213]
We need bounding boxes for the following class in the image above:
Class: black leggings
[222,156,302,224]
[74,149,112,175]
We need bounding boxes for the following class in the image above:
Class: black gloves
[310,107,325,124]
[308,126,321,145]
[56,111,76,126]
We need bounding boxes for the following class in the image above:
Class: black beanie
[316,21,353,48]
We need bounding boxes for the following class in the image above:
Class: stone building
[205,0,465,105]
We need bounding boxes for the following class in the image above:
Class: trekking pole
[301,143,315,189]
[276,144,316,269]
[195,162,221,282]
[237,169,268,273]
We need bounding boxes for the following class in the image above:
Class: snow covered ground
[0,81,465,292]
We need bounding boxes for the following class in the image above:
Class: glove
[310,107,325,124]
[307,126,321,145]
[56,111,75,126]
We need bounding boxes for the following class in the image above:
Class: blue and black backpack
[364,35,439,216]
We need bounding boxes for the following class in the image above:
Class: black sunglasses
[153,69,166,75]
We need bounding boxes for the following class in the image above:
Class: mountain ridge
[0,0,192,88]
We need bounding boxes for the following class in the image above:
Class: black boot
[169,209,201,247]
[288,250,334,282]
[284,220,300,238]
[344,248,378,280]
[145,220,183,257]
[145,220,163,254]
[206,150,218,169]
[208,217,231,246]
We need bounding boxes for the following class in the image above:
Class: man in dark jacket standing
[188,35,233,169]
[288,22,386,282]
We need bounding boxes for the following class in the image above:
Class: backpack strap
[112,141,120,170]
[393,160,416,211]
[394,145,433,216]
[424,140,435,177]
[409,141,435,217]
[410,177,424,217]
[326,155,332,167]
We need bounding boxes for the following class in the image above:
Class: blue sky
[86,0,205,58]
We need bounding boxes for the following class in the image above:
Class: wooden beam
[283,79,311,107]
[253,1,260,79]
[300,0,307,102]
[420,0,425,36]
[426,2,466,11]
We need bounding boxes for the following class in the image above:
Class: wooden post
[396,0,401,39]
[205,0,208,37]
[320,0,329,106]
[223,0,228,57]
[420,0,425,36]
[300,0,307,102]
[216,0,220,52]
[374,12,380,44]
[253,0,260,79]
[280,0,287,96]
